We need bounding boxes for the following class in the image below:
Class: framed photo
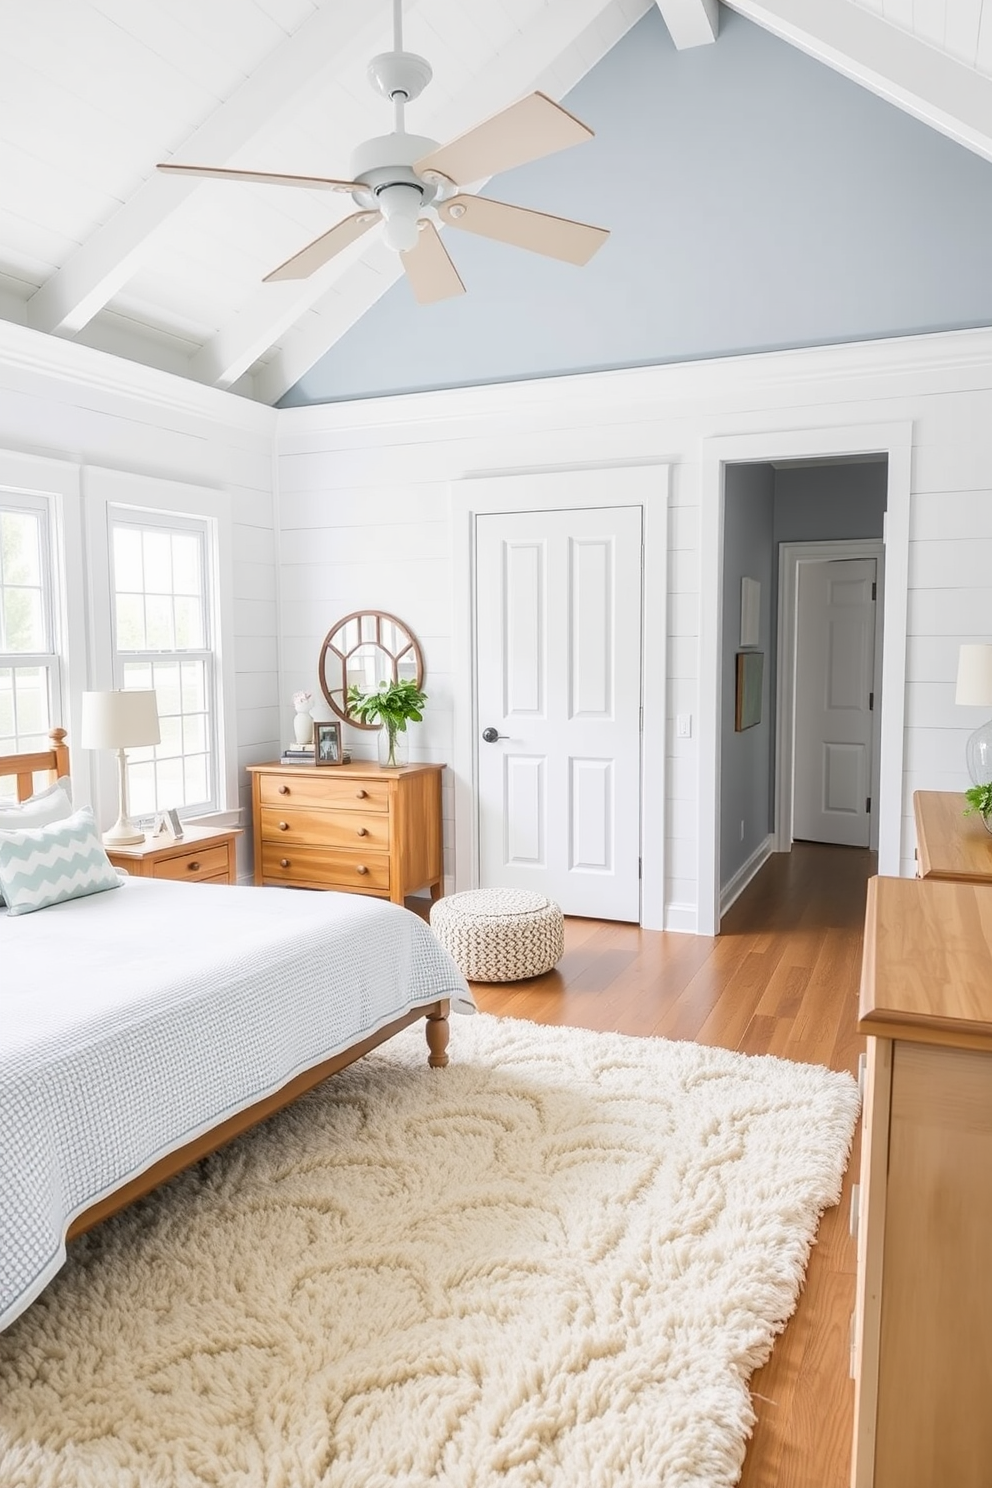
[154,808,184,839]
[735,651,764,731]
[315,720,343,765]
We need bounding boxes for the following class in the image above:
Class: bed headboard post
[50,727,69,781]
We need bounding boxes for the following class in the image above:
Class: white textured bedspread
[0,878,472,1331]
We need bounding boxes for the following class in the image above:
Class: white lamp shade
[80,689,161,749]
[956,645,992,707]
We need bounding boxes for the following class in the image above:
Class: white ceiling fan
[156,0,609,305]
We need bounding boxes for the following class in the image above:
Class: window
[0,496,61,759]
[110,510,216,818]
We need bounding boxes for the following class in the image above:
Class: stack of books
[280,745,315,765]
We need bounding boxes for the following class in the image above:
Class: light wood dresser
[913,788,992,882]
[852,874,992,1487]
[106,824,240,884]
[247,760,444,904]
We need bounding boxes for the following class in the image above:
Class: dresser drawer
[260,842,390,893]
[257,774,389,813]
[259,805,389,851]
[153,844,231,883]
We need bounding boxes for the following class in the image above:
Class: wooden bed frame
[2,730,450,1241]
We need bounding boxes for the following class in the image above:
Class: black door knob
[482,726,508,743]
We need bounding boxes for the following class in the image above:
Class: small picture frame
[154,808,184,840]
[315,720,342,766]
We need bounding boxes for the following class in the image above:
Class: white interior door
[475,506,642,920]
[793,557,877,847]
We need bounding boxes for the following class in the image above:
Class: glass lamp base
[965,718,992,785]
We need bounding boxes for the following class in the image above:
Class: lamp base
[966,719,992,786]
[102,819,145,847]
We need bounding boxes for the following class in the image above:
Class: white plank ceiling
[0,0,990,403]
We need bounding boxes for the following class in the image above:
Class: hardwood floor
[461,843,874,1488]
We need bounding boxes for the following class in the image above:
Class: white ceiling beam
[233,0,652,403]
[726,0,992,167]
[25,0,413,338]
[653,0,718,49]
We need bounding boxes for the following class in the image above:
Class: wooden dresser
[852,874,992,1487]
[106,824,240,884]
[247,760,444,903]
[913,788,992,882]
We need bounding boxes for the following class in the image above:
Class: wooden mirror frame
[318,610,425,729]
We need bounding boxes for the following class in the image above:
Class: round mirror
[318,610,425,729]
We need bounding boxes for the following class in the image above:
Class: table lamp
[955,644,992,785]
[80,689,161,846]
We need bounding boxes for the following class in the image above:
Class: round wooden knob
[278,821,289,831]
[356,827,368,837]
[188,861,200,872]
[355,788,368,798]
[278,784,289,795]
[280,858,290,868]
[356,864,369,875]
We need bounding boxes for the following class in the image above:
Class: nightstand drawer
[257,775,389,813]
[260,842,390,892]
[153,845,231,882]
[259,805,389,851]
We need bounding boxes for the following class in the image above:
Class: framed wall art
[740,577,761,648]
[735,651,764,731]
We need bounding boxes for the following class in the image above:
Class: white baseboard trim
[720,834,776,919]
[663,902,698,934]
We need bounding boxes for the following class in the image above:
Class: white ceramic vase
[293,706,313,747]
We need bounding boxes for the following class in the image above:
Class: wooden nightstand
[105,824,241,884]
[913,789,992,882]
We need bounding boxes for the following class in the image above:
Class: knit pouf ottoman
[430,888,564,983]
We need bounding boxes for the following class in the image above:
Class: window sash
[0,496,62,753]
[109,510,217,818]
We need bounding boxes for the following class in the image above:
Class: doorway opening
[718,455,887,921]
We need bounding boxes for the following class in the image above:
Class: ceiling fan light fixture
[378,182,424,253]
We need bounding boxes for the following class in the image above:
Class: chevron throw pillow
[0,806,121,917]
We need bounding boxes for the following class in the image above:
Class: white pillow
[0,777,73,830]
[0,778,73,905]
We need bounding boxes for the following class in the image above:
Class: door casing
[699,422,912,937]
[451,465,670,930]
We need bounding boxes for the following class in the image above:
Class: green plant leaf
[964,782,992,817]
[345,677,428,730]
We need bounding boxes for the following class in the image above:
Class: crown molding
[274,324,992,441]
[0,318,276,436]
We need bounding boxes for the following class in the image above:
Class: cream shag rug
[0,1014,860,1488]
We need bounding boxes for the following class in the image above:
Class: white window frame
[0,490,64,755]
[109,506,218,818]
[84,467,238,829]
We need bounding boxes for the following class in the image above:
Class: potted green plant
[346,678,427,768]
[963,782,992,833]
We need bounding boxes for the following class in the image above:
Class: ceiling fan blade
[400,222,466,305]
[157,162,361,193]
[263,211,381,282]
[415,92,593,186]
[437,196,608,266]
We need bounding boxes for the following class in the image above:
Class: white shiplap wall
[275,325,992,926]
[0,320,279,877]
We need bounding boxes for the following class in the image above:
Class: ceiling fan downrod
[365,0,432,137]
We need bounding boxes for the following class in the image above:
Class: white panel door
[793,558,877,847]
[475,506,642,920]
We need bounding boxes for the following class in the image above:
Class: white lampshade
[80,690,161,749]
[956,645,992,707]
